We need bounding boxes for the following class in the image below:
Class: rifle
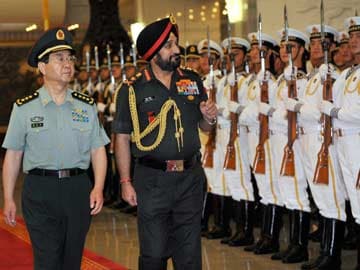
[202,26,217,168]
[253,13,269,174]
[224,24,238,170]
[313,0,332,185]
[119,43,126,82]
[85,49,93,95]
[280,5,297,177]
[106,44,115,86]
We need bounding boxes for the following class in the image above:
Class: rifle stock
[202,86,217,168]
[313,76,333,185]
[253,80,269,174]
[224,81,239,170]
[280,78,297,176]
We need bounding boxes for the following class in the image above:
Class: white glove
[284,65,297,81]
[227,72,235,86]
[228,100,244,114]
[202,76,214,90]
[319,100,335,116]
[285,98,302,112]
[95,82,104,92]
[258,102,272,115]
[108,82,116,94]
[97,102,106,113]
[257,70,271,82]
[110,102,116,113]
[319,64,339,81]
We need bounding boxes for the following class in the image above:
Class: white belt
[333,128,360,138]
[298,126,321,135]
[245,126,259,134]
[269,129,287,136]
[217,123,231,129]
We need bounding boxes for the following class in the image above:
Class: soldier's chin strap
[128,86,184,152]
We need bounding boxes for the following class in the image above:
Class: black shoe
[221,232,237,244]
[282,245,308,263]
[228,233,254,247]
[253,237,279,255]
[206,226,231,239]
[120,205,137,214]
[244,239,263,252]
[271,246,292,261]
[109,200,128,209]
[300,255,324,270]
[316,255,341,270]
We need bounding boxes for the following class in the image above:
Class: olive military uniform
[113,67,207,269]
[2,87,109,269]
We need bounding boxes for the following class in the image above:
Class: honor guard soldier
[113,15,217,270]
[136,54,149,72]
[219,37,258,247]
[285,24,346,270]
[332,31,353,71]
[239,31,283,254]
[124,54,136,80]
[185,44,201,73]
[268,28,311,263]
[319,16,360,270]
[197,38,230,239]
[2,27,109,270]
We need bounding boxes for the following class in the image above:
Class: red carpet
[0,213,127,270]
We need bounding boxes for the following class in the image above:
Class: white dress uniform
[222,73,255,202]
[297,65,346,221]
[240,71,283,206]
[271,72,311,212]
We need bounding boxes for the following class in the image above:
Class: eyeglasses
[50,53,77,64]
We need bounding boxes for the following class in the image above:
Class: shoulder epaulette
[16,91,39,106]
[297,71,307,80]
[72,91,94,105]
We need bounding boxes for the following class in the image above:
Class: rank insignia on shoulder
[72,91,94,105]
[16,91,39,106]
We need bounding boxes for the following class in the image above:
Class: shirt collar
[38,86,74,106]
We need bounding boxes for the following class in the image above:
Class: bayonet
[258,13,265,75]
[207,25,214,90]
[106,44,115,85]
[119,43,126,82]
[284,5,293,77]
[94,46,101,84]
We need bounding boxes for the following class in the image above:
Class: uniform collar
[38,86,74,106]
[141,66,184,83]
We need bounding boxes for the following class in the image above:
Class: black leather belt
[28,168,86,178]
[137,154,200,172]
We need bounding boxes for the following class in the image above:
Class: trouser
[299,133,346,221]
[276,135,311,212]
[224,127,254,202]
[134,162,205,270]
[22,174,92,270]
[336,133,360,224]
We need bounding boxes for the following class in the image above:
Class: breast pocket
[71,122,92,153]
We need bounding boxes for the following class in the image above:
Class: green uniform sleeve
[2,104,26,151]
[89,104,110,149]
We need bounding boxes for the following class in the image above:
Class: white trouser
[299,132,346,221]
[273,133,311,212]
[335,131,360,224]
[249,130,284,206]
[224,126,254,202]
[204,127,230,196]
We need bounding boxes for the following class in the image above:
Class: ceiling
[0,0,65,31]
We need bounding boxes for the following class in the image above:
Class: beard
[154,53,181,71]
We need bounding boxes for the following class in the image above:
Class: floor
[0,158,357,269]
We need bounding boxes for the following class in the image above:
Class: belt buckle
[166,160,184,172]
[58,170,70,178]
